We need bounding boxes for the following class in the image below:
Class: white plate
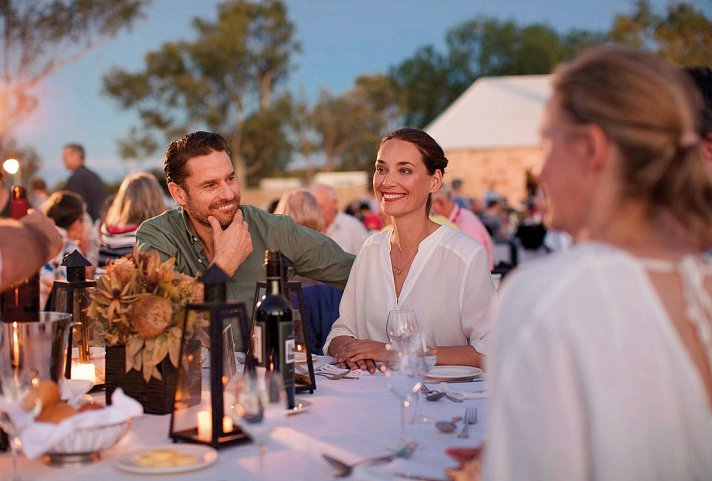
[426,365,483,381]
[114,444,218,474]
[294,352,317,363]
[287,399,312,416]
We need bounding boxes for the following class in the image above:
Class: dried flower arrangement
[88,251,207,382]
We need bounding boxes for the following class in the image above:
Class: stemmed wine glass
[383,341,421,442]
[410,329,437,424]
[386,310,418,347]
[231,369,286,479]
[0,324,42,481]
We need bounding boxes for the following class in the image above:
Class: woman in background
[273,188,325,233]
[99,172,166,265]
[481,46,712,480]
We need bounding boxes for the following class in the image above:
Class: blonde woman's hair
[274,188,325,232]
[553,45,712,243]
[105,172,167,228]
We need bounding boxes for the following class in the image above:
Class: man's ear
[167,182,187,207]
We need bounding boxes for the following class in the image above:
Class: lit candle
[71,362,96,383]
[223,416,233,433]
[296,343,303,352]
[197,411,211,441]
[11,322,20,369]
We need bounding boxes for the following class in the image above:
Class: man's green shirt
[136,205,355,315]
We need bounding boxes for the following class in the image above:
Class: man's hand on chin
[209,209,253,276]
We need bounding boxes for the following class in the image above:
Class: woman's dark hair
[380,128,448,175]
[45,191,84,229]
[380,128,448,215]
[164,131,231,187]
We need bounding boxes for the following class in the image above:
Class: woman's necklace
[391,250,416,276]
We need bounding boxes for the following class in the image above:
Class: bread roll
[36,403,77,424]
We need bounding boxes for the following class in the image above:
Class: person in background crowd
[685,66,712,164]
[479,46,712,480]
[40,191,88,307]
[99,172,167,265]
[450,178,469,209]
[274,188,325,233]
[29,177,50,209]
[311,183,369,255]
[432,185,494,270]
[62,143,107,222]
[480,197,509,241]
[136,131,354,314]
[0,211,63,290]
[324,128,494,372]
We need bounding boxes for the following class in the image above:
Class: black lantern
[250,254,316,393]
[47,250,98,384]
[170,265,251,448]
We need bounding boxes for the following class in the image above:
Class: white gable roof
[426,74,552,150]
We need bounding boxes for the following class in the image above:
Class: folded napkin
[61,379,94,407]
[436,383,488,400]
[19,388,143,459]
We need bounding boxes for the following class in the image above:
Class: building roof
[425,74,552,150]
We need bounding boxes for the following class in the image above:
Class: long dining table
[0,357,487,481]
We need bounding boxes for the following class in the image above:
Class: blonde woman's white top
[323,226,494,355]
[484,242,712,481]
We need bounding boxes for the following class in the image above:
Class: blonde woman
[481,46,712,480]
[99,172,167,264]
[273,188,325,233]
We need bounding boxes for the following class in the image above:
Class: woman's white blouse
[323,226,495,355]
[483,243,712,481]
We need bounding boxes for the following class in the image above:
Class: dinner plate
[114,444,218,474]
[294,352,317,363]
[426,365,483,381]
[287,399,312,416]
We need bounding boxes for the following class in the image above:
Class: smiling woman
[323,128,495,372]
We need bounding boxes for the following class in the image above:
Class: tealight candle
[197,411,211,441]
[71,362,96,383]
[223,415,233,433]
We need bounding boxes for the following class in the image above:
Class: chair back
[302,284,343,355]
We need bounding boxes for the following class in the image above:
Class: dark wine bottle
[254,250,295,409]
[1,186,40,322]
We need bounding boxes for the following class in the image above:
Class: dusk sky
[13,0,712,186]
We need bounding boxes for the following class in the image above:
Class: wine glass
[231,370,286,479]
[383,342,421,442]
[0,371,40,481]
[386,310,418,347]
[410,329,437,424]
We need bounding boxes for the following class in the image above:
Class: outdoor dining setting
[1,1,712,481]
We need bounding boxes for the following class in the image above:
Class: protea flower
[130,294,173,339]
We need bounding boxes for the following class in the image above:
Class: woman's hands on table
[329,336,390,374]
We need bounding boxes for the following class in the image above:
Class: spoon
[424,391,445,401]
[435,416,462,433]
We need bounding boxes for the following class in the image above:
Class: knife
[395,472,449,481]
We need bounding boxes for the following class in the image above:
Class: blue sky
[14,0,712,186]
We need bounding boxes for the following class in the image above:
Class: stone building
[426,74,551,207]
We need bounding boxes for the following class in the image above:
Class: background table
[1,358,486,480]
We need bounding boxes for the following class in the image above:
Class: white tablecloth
[0,358,487,480]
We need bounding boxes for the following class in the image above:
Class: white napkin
[19,388,143,459]
[61,379,94,407]
[436,382,488,400]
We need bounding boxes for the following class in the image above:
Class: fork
[322,441,418,477]
[457,407,477,439]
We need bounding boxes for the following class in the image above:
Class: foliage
[608,0,712,66]
[102,0,300,187]
[88,251,207,382]
[0,0,148,137]
[389,17,603,128]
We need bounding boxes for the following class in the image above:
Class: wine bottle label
[285,338,295,365]
[253,323,264,365]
